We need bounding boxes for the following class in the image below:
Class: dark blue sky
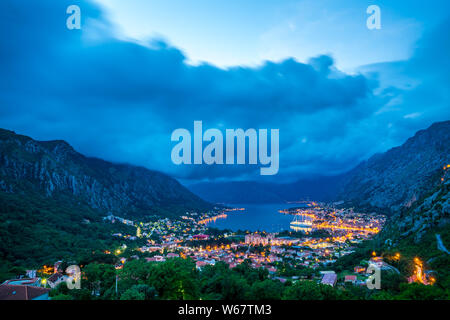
[0,0,449,183]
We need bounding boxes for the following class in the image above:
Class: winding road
[436,234,449,254]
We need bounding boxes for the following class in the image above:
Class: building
[271,237,300,246]
[26,270,37,278]
[321,273,337,287]
[196,261,207,270]
[47,273,67,289]
[0,284,50,300]
[136,226,142,238]
[267,267,277,274]
[369,256,384,268]
[193,234,209,241]
[245,233,274,246]
[145,256,166,262]
[54,261,63,273]
[354,266,366,273]
[344,275,357,284]
[270,246,285,254]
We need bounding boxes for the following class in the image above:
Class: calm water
[206,203,305,233]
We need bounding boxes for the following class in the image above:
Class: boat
[290,214,313,232]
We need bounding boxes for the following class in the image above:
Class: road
[436,234,449,254]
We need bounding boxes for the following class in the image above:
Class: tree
[146,258,199,299]
[220,274,250,300]
[120,287,145,300]
[83,263,116,297]
[50,294,73,300]
[283,281,340,300]
[249,280,284,300]
[380,270,407,294]
[395,283,446,300]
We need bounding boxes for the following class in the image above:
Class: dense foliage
[0,191,140,281]
[47,255,449,300]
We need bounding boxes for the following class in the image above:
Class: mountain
[0,128,211,218]
[188,175,342,204]
[382,169,449,244]
[188,181,284,204]
[337,121,450,212]
[0,128,212,270]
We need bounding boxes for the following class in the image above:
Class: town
[4,202,426,300]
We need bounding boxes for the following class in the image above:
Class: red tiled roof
[48,273,64,283]
[0,284,50,300]
[196,261,207,267]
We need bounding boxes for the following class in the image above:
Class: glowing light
[198,214,227,225]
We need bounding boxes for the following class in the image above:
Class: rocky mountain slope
[337,121,450,212]
[382,166,450,244]
[0,129,211,218]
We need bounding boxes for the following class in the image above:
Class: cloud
[0,0,448,183]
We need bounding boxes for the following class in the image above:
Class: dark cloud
[0,0,448,182]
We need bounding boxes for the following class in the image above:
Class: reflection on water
[198,214,227,225]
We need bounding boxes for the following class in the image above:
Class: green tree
[120,287,145,300]
[283,281,340,300]
[146,258,199,299]
[394,283,446,300]
[249,280,284,300]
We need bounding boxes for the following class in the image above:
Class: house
[273,277,287,283]
[268,254,281,262]
[0,284,50,300]
[354,266,366,273]
[267,267,277,274]
[54,261,63,273]
[26,270,37,278]
[344,275,357,284]
[193,234,209,241]
[196,261,207,270]
[321,273,337,287]
[369,257,384,268]
[145,255,166,262]
[47,273,67,289]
